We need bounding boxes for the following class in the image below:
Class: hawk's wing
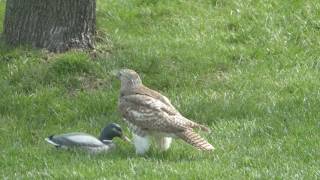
[129,86,210,131]
[121,85,181,115]
[137,86,180,114]
[119,94,189,133]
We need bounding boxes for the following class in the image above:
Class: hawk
[115,69,214,154]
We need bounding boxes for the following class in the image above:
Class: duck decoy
[45,123,130,153]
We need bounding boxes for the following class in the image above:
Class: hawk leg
[155,136,172,151]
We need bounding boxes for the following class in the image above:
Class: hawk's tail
[182,117,211,132]
[177,130,214,151]
[192,123,211,132]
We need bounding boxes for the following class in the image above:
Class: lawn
[0,0,319,179]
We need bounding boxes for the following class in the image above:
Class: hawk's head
[115,69,142,89]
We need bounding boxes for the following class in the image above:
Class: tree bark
[3,0,96,52]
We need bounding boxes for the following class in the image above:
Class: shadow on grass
[44,144,215,163]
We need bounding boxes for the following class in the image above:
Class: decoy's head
[99,123,130,144]
[112,69,142,89]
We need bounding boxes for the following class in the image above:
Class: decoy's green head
[99,123,130,143]
[112,69,142,89]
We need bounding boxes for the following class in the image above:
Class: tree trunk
[3,0,96,52]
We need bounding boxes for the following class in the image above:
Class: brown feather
[121,85,179,114]
[119,94,187,132]
[122,85,211,132]
[117,69,214,152]
[177,130,214,151]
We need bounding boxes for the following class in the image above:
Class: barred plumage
[177,130,214,151]
[116,69,214,154]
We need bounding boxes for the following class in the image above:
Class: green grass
[1,0,320,179]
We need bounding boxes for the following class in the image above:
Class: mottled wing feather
[119,94,189,133]
[137,86,179,113]
[121,85,180,115]
[122,86,210,131]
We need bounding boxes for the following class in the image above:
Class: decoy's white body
[45,123,129,154]
[45,133,115,153]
